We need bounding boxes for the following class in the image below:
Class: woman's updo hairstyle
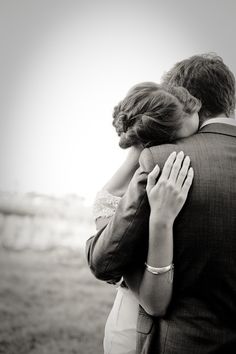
[112,82,201,148]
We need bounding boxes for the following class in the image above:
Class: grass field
[0,247,116,354]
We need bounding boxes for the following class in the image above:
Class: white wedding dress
[93,190,139,354]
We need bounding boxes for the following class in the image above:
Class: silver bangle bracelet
[144,262,174,275]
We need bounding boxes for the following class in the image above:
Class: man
[86,54,236,353]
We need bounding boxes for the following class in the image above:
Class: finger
[181,167,194,198]
[146,164,160,194]
[157,151,177,184]
[176,155,190,189]
[169,151,185,183]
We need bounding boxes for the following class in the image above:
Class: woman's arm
[94,145,143,230]
[124,151,194,316]
[102,145,143,197]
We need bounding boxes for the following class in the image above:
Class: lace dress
[93,190,139,354]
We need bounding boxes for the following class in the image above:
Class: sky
[0,0,235,203]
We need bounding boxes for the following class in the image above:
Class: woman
[93,82,201,354]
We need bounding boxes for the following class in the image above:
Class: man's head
[162,54,235,123]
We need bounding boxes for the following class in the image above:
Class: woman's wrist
[149,213,174,230]
[149,215,173,244]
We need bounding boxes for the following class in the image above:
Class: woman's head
[113,82,201,148]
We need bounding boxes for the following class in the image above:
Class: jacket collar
[200,117,236,128]
[198,120,236,138]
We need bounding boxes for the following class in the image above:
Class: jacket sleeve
[86,148,155,282]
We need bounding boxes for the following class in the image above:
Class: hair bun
[113,111,129,134]
[118,112,129,132]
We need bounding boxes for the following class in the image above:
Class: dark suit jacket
[86,123,236,354]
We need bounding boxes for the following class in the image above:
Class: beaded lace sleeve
[93,189,121,220]
[93,190,125,286]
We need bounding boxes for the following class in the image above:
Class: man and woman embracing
[87,54,236,354]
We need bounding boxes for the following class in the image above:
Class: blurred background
[0,0,235,353]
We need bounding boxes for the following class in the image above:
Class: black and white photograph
[0,1,235,353]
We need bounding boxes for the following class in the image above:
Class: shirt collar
[200,117,236,129]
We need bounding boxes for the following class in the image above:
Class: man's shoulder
[140,134,204,171]
[139,143,177,171]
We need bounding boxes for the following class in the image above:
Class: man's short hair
[162,54,235,120]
